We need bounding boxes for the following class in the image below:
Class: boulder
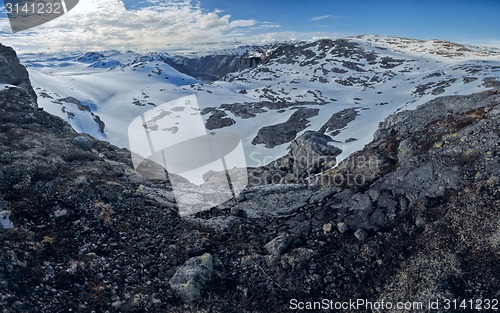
[169,253,215,304]
[274,131,342,179]
[0,211,14,231]
[264,234,296,256]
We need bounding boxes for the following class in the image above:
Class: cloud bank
[0,0,289,53]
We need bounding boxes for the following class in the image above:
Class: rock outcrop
[251,107,320,148]
[271,131,342,181]
[168,53,263,82]
[319,108,359,136]
[0,44,37,101]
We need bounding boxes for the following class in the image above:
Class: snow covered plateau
[20,35,500,169]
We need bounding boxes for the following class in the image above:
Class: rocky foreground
[1,44,499,312]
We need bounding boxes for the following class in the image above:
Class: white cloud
[0,0,272,53]
[309,15,333,21]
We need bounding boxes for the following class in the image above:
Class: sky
[0,0,499,53]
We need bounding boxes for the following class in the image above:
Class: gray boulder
[264,234,296,256]
[169,253,215,304]
[71,135,95,150]
[273,131,342,179]
[0,211,14,231]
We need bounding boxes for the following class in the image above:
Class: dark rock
[93,115,106,133]
[71,135,94,150]
[354,229,367,242]
[252,108,319,148]
[204,109,236,130]
[319,108,359,136]
[0,44,37,101]
[342,61,366,72]
[168,52,264,82]
[414,78,457,95]
[463,76,478,84]
[220,103,267,119]
[483,77,500,89]
[264,234,296,256]
[423,71,443,79]
[379,56,406,69]
[273,131,342,179]
[230,184,312,218]
[0,83,184,311]
[59,96,89,111]
[57,96,105,132]
[247,130,343,185]
[247,165,290,186]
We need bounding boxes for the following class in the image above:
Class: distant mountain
[165,44,278,82]
[19,36,500,169]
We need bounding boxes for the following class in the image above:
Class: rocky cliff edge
[0,45,498,312]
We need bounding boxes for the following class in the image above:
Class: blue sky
[121,0,500,42]
[195,0,500,42]
[0,0,499,52]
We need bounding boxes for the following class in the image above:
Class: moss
[180,282,192,288]
[199,253,213,265]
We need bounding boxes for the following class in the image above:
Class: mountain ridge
[19,35,500,172]
[0,43,498,310]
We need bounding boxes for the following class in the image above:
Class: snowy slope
[19,36,500,169]
[210,37,500,162]
[23,51,253,147]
